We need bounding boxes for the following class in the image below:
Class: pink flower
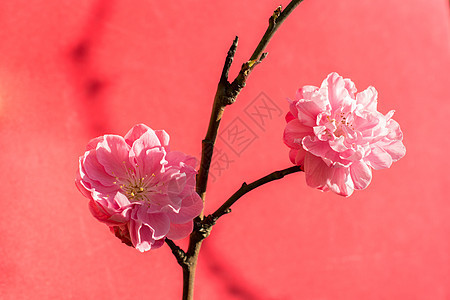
[76,124,203,252]
[284,72,406,196]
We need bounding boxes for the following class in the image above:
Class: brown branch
[250,1,305,61]
[196,0,304,204]
[180,2,305,299]
[165,239,188,268]
[195,37,239,203]
[210,166,302,221]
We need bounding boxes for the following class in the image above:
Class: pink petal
[134,208,170,240]
[304,153,354,196]
[132,224,153,252]
[289,149,298,164]
[296,100,324,127]
[350,161,372,190]
[304,153,332,190]
[328,167,354,197]
[86,136,104,151]
[322,72,349,109]
[124,123,152,146]
[296,85,319,100]
[82,150,117,187]
[344,78,357,98]
[167,192,203,224]
[329,136,348,153]
[129,132,166,176]
[129,213,167,252]
[151,239,165,250]
[155,130,170,149]
[130,130,162,157]
[294,147,307,166]
[365,146,393,170]
[166,221,194,240]
[384,140,406,162]
[302,136,331,157]
[139,148,165,178]
[88,199,129,226]
[289,148,307,166]
[386,118,403,140]
[75,177,93,199]
[283,119,313,149]
[303,136,353,168]
[90,191,131,214]
[96,135,132,179]
[356,86,378,111]
[166,151,197,169]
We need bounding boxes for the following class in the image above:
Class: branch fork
[167,2,305,299]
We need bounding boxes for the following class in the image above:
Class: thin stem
[165,239,188,268]
[211,166,302,221]
[196,37,239,202]
[168,2,305,299]
[250,0,305,61]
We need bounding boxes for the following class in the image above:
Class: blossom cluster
[284,72,405,196]
[76,124,203,252]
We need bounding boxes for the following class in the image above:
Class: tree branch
[250,0,305,61]
[195,37,239,203]
[180,2,305,299]
[196,0,304,204]
[210,165,302,221]
[165,239,189,268]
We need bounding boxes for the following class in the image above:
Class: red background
[1,0,449,299]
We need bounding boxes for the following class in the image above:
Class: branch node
[220,36,239,83]
[270,6,282,25]
[166,239,190,268]
[260,52,268,62]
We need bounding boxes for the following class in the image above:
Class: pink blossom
[284,72,406,196]
[76,124,203,252]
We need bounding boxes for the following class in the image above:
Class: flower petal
[136,208,171,240]
[283,119,313,149]
[322,72,349,109]
[96,135,133,179]
[328,167,354,197]
[167,192,203,224]
[86,136,104,151]
[383,140,406,162]
[166,221,194,240]
[365,146,393,170]
[296,99,326,127]
[124,124,152,146]
[356,86,378,111]
[344,78,357,98]
[82,150,117,187]
[166,151,197,169]
[303,136,351,167]
[304,153,332,190]
[296,85,319,100]
[350,161,372,190]
[155,130,170,149]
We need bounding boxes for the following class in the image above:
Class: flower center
[326,111,354,138]
[114,163,160,203]
[122,177,149,202]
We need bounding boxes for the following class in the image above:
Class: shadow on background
[67,0,114,136]
[202,239,283,300]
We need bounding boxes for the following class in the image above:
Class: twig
[195,37,239,203]
[196,0,305,204]
[171,166,302,299]
[172,2,305,299]
[165,239,188,268]
[210,165,302,221]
